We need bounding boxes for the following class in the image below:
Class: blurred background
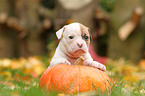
[0,0,145,95]
[0,0,145,62]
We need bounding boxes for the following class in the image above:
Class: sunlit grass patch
[0,80,47,96]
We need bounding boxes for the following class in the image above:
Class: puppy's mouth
[74,49,86,54]
[67,48,86,58]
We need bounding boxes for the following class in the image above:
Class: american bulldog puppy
[49,22,106,71]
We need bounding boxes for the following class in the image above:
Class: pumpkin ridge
[53,65,66,90]
[39,66,56,88]
[99,71,111,89]
[58,64,74,92]
[79,66,105,91]
[77,65,82,93]
[50,64,71,92]
[67,65,80,93]
[69,75,77,91]
[40,64,63,90]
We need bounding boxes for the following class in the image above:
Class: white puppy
[49,22,106,71]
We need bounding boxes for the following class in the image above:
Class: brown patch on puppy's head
[80,24,90,46]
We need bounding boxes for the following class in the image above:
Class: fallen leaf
[33,65,46,76]
[138,59,145,71]
[14,74,30,82]
[1,58,11,68]
[11,60,24,70]
[0,71,12,77]
[123,74,140,83]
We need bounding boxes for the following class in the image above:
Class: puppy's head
[56,22,91,58]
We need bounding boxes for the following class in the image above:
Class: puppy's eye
[82,33,89,41]
[69,36,74,39]
[84,36,89,40]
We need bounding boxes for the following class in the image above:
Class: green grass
[0,79,144,96]
[0,58,145,96]
[0,80,47,96]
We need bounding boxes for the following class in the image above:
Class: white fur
[49,22,106,71]
[56,25,66,39]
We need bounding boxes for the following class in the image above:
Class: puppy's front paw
[58,59,71,65]
[84,60,106,71]
[92,61,106,71]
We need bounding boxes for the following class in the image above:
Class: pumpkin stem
[74,56,85,65]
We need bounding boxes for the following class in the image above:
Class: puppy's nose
[77,43,83,48]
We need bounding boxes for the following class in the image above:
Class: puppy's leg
[83,53,106,71]
[50,57,71,67]
[84,60,106,71]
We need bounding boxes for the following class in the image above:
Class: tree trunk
[108,0,145,62]
[13,0,46,56]
[54,0,97,30]
[0,0,51,57]
[0,0,18,57]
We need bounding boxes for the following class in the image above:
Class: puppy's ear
[56,26,66,39]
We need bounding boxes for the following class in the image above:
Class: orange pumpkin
[39,57,112,94]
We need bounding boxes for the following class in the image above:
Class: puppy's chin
[68,49,86,58]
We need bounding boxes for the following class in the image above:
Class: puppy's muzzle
[77,43,83,48]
